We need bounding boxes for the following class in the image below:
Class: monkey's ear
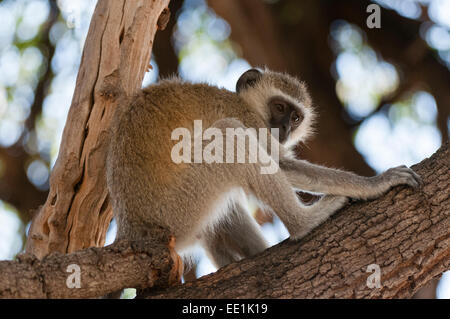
[236,69,262,93]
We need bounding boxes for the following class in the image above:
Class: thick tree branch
[1,142,448,299]
[147,141,450,299]
[0,239,178,299]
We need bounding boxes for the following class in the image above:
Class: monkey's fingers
[386,166,422,189]
[394,165,422,186]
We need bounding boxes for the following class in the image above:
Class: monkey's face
[268,96,304,144]
[236,68,316,148]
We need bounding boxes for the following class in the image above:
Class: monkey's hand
[282,156,422,201]
[369,165,422,196]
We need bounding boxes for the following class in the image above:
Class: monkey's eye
[291,112,302,126]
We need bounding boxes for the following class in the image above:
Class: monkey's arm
[280,157,421,200]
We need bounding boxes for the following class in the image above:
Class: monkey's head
[236,68,316,148]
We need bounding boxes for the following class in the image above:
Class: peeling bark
[26,0,170,259]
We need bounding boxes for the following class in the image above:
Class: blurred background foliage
[0,0,448,298]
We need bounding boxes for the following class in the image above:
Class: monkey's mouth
[278,130,290,144]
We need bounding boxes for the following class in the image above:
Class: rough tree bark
[1,141,448,298]
[0,239,177,299]
[26,0,170,259]
[147,141,450,299]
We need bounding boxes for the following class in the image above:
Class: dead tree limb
[0,238,178,299]
[26,0,170,259]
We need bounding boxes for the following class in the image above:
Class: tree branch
[0,239,178,299]
[1,141,448,299]
[147,140,450,299]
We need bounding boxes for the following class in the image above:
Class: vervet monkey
[106,68,421,270]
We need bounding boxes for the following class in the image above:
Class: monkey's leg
[209,117,346,240]
[228,204,269,257]
[280,157,422,200]
[202,231,240,268]
[294,194,349,233]
[241,168,347,240]
[202,203,268,268]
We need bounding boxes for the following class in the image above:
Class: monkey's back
[137,80,258,178]
[107,79,263,239]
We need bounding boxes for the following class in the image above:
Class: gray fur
[106,69,421,269]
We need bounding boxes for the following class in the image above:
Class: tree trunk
[26,0,170,259]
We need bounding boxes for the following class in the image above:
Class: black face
[268,96,304,143]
